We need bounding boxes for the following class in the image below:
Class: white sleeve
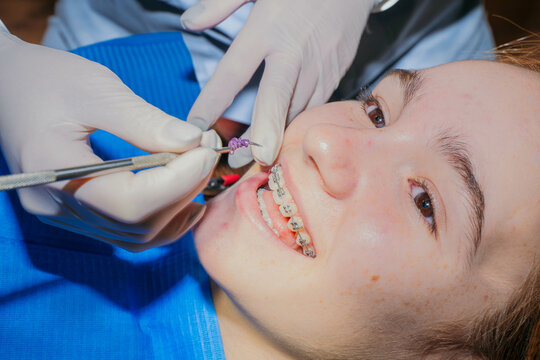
[0,19,9,33]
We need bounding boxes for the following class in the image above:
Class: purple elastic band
[227,137,250,155]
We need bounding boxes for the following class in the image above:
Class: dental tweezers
[0,142,260,191]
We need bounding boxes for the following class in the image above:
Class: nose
[302,123,365,199]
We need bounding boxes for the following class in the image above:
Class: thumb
[85,82,203,153]
[180,0,250,31]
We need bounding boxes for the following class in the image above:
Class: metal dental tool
[0,139,261,191]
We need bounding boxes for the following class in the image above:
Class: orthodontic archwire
[269,164,316,258]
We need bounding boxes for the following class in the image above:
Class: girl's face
[195,61,540,355]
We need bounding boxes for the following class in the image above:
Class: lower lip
[235,172,303,255]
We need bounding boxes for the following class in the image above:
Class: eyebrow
[433,131,486,260]
[386,69,424,107]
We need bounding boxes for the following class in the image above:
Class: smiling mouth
[256,164,316,258]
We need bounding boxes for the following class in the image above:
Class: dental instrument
[0,138,260,191]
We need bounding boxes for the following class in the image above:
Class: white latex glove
[0,32,220,251]
[182,0,374,167]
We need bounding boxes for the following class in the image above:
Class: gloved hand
[0,32,219,251]
[182,0,374,167]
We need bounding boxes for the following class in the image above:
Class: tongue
[262,190,298,249]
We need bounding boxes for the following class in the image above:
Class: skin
[194,60,540,359]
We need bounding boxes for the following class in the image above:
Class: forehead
[418,61,540,131]
[414,61,540,172]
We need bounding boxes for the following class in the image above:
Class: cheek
[330,217,410,289]
[326,203,444,304]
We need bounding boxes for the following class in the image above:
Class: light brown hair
[412,261,539,359]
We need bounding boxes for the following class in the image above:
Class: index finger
[187,29,265,130]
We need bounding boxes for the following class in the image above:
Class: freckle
[320,300,324,304]
[484,295,489,301]
[371,275,380,282]
[443,264,448,270]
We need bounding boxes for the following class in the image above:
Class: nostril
[306,155,320,178]
[306,154,339,198]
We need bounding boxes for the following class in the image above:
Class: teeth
[303,246,316,258]
[257,164,316,258]
[296,231,311,246]
[272,187,292,205]
[271,164,284,178]
[279,202,297,217]
[268,172,284,191]
[287,216,304,232]
[257,188,275,233]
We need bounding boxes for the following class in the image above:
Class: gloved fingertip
[180,3,206,30]
[188,117,210,131]
[252,152,275,167]
[201,129,222,149]
[161,120,202,148]
[252,143,278,166]
[202,148,219,177]
[228,146,253,168]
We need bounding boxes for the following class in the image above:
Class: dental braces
[270,164,316,258]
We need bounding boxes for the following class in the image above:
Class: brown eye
[410,180,437,235]
[414,192,433,218]
[364,100,386,128]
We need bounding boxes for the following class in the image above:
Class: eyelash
[359,93,386,128]
[409,179,438,236]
